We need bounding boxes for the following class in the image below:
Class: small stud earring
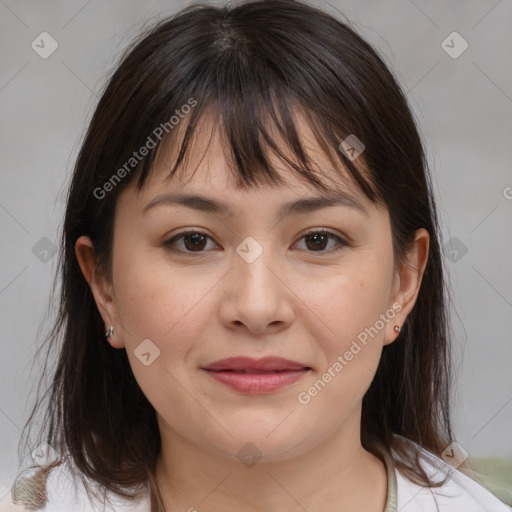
[394,325,401,333]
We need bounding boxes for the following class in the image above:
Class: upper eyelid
[167,227,345,240]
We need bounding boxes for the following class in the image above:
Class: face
[78,113,425,465]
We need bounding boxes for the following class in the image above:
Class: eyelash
[162,228,348,256]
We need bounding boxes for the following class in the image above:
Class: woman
[12,0,511,510]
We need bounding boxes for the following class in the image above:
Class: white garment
[11,443,512,512]
[41,462,150,512]
[391,439,512,512]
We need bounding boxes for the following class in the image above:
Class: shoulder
[393,439,512,512]
[11,460,150,512]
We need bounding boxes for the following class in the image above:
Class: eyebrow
[142,191,369,218]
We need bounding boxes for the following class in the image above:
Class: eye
[163,228,347,255]
[293,229,347,253]
[163,230,219,254]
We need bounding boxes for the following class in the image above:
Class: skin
[76,113,429,512]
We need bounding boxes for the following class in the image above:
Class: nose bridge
[235,235,277,291]
[224,234,293,332]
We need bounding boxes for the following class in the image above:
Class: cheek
[112,251,212,416]
[295,269,391,426]
[297,252,394,410]
[112,247,210,349]
[305,259,392,348]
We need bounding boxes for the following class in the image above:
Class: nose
[219,240,295,336]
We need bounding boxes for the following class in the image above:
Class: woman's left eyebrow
[142,191,369,218]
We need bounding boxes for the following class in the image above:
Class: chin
[207,424,311,465]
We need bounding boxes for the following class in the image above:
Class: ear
[383,228,430,346]
[75,235,125,349]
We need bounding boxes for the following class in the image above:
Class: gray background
[1,0,511,500]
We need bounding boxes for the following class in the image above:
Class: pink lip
[203,368,310,394]
[202,356,309,372]
[201,356,311,394]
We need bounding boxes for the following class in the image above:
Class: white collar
[391,437,512,511]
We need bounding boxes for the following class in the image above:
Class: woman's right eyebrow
[141,192,369,218]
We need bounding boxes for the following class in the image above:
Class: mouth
[205,369,308,373]
[201,356,310,372]
[201,357,311,394]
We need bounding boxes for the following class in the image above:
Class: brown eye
[163,231,218,254]
[295,229,347,253]
[181,233,208,251]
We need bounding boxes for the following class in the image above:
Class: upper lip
[202,356,310,372]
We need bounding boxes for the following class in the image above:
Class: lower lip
[203,369,309,394]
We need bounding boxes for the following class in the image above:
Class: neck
[154,414,388,512]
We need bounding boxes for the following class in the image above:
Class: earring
[394,325,401,333]
[105,325,122,349]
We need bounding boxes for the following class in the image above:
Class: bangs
[133,87,383,203]
[122,12,385,203]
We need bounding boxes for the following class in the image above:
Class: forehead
[136,108,369,205]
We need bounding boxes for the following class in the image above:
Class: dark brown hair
[15,0,457,510]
